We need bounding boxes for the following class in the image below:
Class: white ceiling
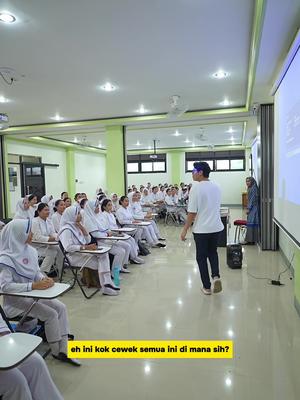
[0,0,254,125]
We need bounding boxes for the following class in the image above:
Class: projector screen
[274,38,300,245]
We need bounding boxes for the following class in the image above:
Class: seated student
[0,219,80,366]
[157,185,166,202]
[110,193,120,213]
[0,315,63,400]
[14,198,32,220]
[141,188,153,206]
[52,199,66,233]
[99,199,144,264]
[74,193,84,203]
[63,197,72,208]
[83,199,130,273]
[31,203,63,278]
[61,191,69,200]
[150,186,165,205]
[118,196,164,249]
[27,194,38,219]
[133,192,166,243]
[58,205,119,295]
[165,188,187,223]
[41,194,55,216]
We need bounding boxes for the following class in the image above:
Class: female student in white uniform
[131,192,165,245]
[27,194,38,219]
[14,198,32,220]
[0,315,63,400]
[52,199,66,233]
[117,196,163,248]
[58,205,119,295]
[100,199,144,264]
[0,219,80,367]
[110,193,119,213]
[31,203,63,278]
[83,199,130,273]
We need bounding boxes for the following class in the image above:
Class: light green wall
[106,126,125,195]
[66,149,75,198]
[170,151,183,184]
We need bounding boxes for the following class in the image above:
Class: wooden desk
[0,333,42,370]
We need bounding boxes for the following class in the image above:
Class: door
[21,163,45,201]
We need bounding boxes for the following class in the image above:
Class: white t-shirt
[188,181,223,234]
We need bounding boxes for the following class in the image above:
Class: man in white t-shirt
[180,161,223,295]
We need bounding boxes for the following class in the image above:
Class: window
[185,150,245,172]
[127,163,139,173]
[141,162,153,172]
[216,160,230,170]
[127,154,167,173]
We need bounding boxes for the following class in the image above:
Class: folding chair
[58,241,100,299]
[164,206,179,226]
[0,304,50,359]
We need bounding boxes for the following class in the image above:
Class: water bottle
[113,266,120,287]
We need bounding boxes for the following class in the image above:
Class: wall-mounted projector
[0,113,9,130]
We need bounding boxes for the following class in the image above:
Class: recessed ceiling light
[212,70,228,79]
[136,141,141,146]
[227,127,234,133]
[98,142,102,148]
[191,143,196,147]
[136,104,148,114]
[100,82,117,92]
[51,114,64,121]
[220,98,231,107]
[184,138,191,143]
[173,130,182,137]
[0,95,10,103]
[148,145,151,150]
[0,12,16,23]
[73,137,78,143]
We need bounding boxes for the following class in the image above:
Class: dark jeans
[193,232,220,289]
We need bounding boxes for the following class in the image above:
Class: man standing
[181,162,223,295]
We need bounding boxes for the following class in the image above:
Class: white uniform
[130,201,161,241]
[0,316,63,400]
[0,219,70,358]
[31,217,63,273]
[165,195,187,222]
[13,199,32,220]
[99,211,139,261]
[83,201,128,269]
[58,205,118,295]
[51,211,62,233]
[116,206,143,243]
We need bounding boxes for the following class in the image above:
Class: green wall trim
[66,149,76,198]
[3,137,11,217]
[5,107,248,134]
[5,136,106,155]
[106,126,126,195]
[170,152,182,184]
[246,0,266,110]
[128,145,249,155]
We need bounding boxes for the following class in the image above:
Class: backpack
[81,267,101,288]
[138,240,151,256]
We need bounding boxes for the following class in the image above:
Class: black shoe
[157,243,166,248]
[105,283,120,291]
[52,352,81,366]
[158,237,166,241]
[68,334,75,341]
[46,270,58,278]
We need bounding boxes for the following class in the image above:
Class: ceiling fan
[166,95,189,118]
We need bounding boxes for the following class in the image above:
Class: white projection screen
[274,31,300,246]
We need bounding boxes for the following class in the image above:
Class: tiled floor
[46,208,300,400]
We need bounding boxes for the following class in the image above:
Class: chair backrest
[58,240,72,267]
[0,304,14,333]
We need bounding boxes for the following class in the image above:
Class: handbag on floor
[138,240,150,256]
[81,267,101,288]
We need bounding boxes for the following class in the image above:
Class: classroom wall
[6,140,68,214]
[74,151,107,198]
[127,150,250,205]
[127,153,172,188]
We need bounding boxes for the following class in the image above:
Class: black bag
[138,240,150,256]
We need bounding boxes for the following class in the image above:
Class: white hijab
[83,200,107,234]
[41,195,55,216]
[14,198,31,220]
[0,219,39,280]
[58,204,86,244]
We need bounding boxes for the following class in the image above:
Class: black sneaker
[52,352,81,366]
[46,270,58,278]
